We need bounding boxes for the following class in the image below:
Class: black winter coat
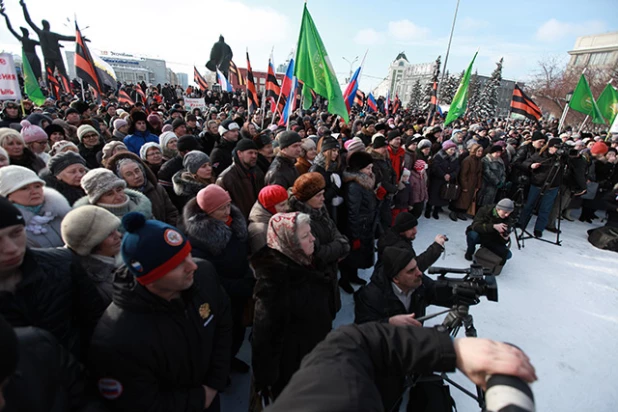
[251,247,333,397]
[264,155,299,189]
[216,156,265,220]
[370,150,397,195]
[428,149,460,207]
[522,150,561,188]
[339,170,378,269]
[41,174,85,206]
[3,327,85,412]
[376,229,443,272]
[0,248,105,360]
[210,138,236,177]
[78,142,104,169]
[467,204,510,245]
[266,323,456,412]
[183,200,255,298]
[88,261,232,411]
[199,130,220,155]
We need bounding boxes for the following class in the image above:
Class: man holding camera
[354,246,457,411]
[465,198,514,262]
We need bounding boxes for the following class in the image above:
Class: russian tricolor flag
[343,66,361,114]
[217,68,233,92]
[367,93,377,112]
[279,76,298,127]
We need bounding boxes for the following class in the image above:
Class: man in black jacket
[266,322,537,412]
[546,148,587,232]
[88,213,232,411]
[210,119,240,177]
[265,131,302,189]
[465,198,514,262]
[0,198,104,361]
[376,212,446,270]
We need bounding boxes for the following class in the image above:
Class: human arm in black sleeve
[414,242,444,273]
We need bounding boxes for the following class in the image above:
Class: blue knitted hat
[120,212,192,285]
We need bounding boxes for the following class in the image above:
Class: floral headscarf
[266,212,312,266]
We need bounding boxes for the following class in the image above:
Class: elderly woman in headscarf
[172,150,215,209]
[139,142,164,175]
[61,205,122,307]
[42,151,88,205]
[250,211,333,402]
[74,168,153,227]
[0,127,45,173]
[0,165,71,247]
[107,151,178,225]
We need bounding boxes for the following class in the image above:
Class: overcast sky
[0,0,615,92]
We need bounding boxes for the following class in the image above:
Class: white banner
[0,53,22,101]
[184,97,206,111]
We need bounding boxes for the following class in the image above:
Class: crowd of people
[9,78,618,411]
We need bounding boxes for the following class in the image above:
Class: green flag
[445,51,478,126]
[596,83,618,126]
[302,84,313,110]
[294,4,348,123]
[21,50,46,106]
[569,74,605,124]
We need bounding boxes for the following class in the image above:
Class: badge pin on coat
[200,303,214,327]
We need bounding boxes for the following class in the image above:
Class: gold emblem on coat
[199,303,211,319]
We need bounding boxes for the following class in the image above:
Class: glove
[376,186,387,200]
[331,196,344,207]
[352,239,361,250]
[330,173,342,188]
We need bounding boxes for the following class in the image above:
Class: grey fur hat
[81,168,126,204]
[183,150,211,174]
[61,205,121,256]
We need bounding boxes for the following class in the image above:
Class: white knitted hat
[0,165,45,197]
[61,205,121,256]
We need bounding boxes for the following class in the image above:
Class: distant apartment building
[567,31,618,72]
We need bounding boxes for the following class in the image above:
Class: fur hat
[0,165,45,197]
[101,141,128,164]
[77,124,100,142]
[347,151,373,171]
[176,135,200,152]
[489,145,503,154]
[130,110,148,124]
[418,139,432,150]
[531,131,547,142]
[292,172,326,202]
[80,168,126,204]
[44,124,66,138]
[383,246,416,280]
[48,151,87,176]
[258,185,288,214]
[183,150,210,174]
[50,140,78,156]
[442,140,457,150]
[61,205,121,256]
[196,184,231,215]
[20,120,47,143]
[278,131,302,149]
[300,138,317,152]
[140,142,162,160]
[147,113,162,127]
[121,212,191,285]
[372,134,387,149]
[548,138,562,149]
[113,118,128,130]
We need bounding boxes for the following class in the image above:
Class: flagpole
[578,116,589,133]
[436,0,461,106]
[270,51,293,126]
[261,47,274,130]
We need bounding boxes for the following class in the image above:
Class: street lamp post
[558,90,574,133]
[342,56,358,83]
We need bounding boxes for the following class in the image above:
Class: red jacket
[387,145,405,181]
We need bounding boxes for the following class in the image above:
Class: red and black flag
[354,90,365,107]
[265,58,280,113]
[118,88,134,106]
[392,94,401,114]
[74,22,103,102]
[194,66,208,91]
[229,60,245,86]
[46,66,61,99]
[510,84,542,121]
[245,52,259,113]
[134,85,146,103]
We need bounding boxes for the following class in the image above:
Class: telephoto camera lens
[485,374,535,412]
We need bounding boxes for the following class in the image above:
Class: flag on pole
[294,4,349,123]
[194,66,209,91]
[134,85,146,103]
[217,69,233,92]
[510,84,542,121]
[74,21,103,102]
[596,83,618,126]
[342,66,361,114]
[569,74,605,124]
[21,50,45,105]
[118,88,135,105]
[445,51,478,126]
[246,52,259,114]
[277,59,295,115]
[228,60,245,86]
[392,94,401,114]
[265,58,281,113]
[367,93,377,112]
[385,91,390,115]
[354,90,365,107]
[46,66,61,100]
[279,76,298,126]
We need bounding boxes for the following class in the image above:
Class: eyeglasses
[146,151,162,158]
[82,133,99,140]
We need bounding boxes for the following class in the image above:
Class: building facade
[567,31,618,72]
[372,53,436,102]
[177,73,189,89]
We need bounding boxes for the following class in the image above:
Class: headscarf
[266,212,312,266]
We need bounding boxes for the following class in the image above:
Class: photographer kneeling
[354,247,458,411]
[465,198,514,263]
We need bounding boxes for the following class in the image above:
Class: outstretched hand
[453,338,537,390]
[19,0,25,7]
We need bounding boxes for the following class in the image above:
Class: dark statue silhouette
[206,35,233,78]
[1,1,41,80]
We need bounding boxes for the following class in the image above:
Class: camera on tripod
[427,264,498,303]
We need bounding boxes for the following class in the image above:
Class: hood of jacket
[73,188,152,219]
[248,201,273,226]
[182,198,248,256]
[343,170,376,191]
[172,170,207,197]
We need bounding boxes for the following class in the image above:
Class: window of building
[589,52,612,66]
[573,54,585,66]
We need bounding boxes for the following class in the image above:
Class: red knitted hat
[258,185,288,214]
[590,141,608,156]
[196,184,231,215]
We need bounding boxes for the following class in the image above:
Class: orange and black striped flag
[135,85,146,103]
[47,66,61,99]
[245,52,259,114]
[354,90,365,107]
[430,81,438,107]
[510,84,542,121]
[74,22,103,102]
[229,60,245,86]
[118,88,135,106]
[392,94,401,114]
[194,66,209,91]
[265,59,280,113]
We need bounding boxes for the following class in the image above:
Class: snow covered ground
[221,212,618,411]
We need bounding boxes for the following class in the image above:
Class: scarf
[266,212,312,266]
